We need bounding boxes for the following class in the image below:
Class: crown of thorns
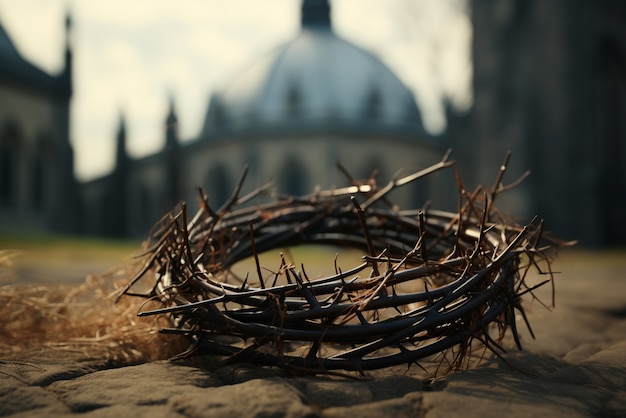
[118,152,560,374]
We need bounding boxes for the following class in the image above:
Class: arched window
[0,148,13,206]
[286,84,301,117]
[0,126,20,207]
[364,88,382,119]
[205,164,232,208]
[30,154,44,211]
[278,157,309,196]
[30,137,49,211]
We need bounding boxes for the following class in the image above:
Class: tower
[164,97,182,209]
[105,113,130,237]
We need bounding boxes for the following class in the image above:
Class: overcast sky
[0,0,471,181]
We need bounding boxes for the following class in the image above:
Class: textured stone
[2,252,625,417]
[214,363,285,384]
[47,361,220,412]
[0,384,69,417]
[169,378,315,418]
[80,404,187,418]
[421,364,611,418]
[322,393,423,418]
[304,380,374,408]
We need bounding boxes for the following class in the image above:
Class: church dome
[202,0,424,138]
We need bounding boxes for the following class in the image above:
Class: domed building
[4,1,624,245]
[82,0,448,237]
[195,0,439,198]
[204,1,422,137]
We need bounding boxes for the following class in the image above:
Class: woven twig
[118,152,562,374]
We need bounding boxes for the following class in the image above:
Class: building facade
[80,0,449,238]
[459,0,626,246]
[0,13,79,235]
[2,0,625,246]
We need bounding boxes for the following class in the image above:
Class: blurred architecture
[454,0,626,247]
[1,0,625,246]
[0,12,79,235]
[80,0,447,237]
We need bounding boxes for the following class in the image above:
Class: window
[286,85,301,116]
[0,128,19,207]
[279,157,309,196]
[365,88,381,119]
[206,164,232,208]
[30,154,44,211]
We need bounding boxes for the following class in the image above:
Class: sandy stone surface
[1,249,625,417]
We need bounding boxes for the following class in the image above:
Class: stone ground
[1,249,625,417]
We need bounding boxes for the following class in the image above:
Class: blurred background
[0,0,625,249]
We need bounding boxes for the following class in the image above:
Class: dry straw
[0,253,185,363]
[117,151,567,374]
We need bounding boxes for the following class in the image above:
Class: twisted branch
[118,154,565,374]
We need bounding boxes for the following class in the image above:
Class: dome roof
[202,0,424,137]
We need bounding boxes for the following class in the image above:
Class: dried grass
[0,251,185,364]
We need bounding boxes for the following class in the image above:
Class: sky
[0,0,471,181]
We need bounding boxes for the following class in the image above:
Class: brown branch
[116,152,567,375]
